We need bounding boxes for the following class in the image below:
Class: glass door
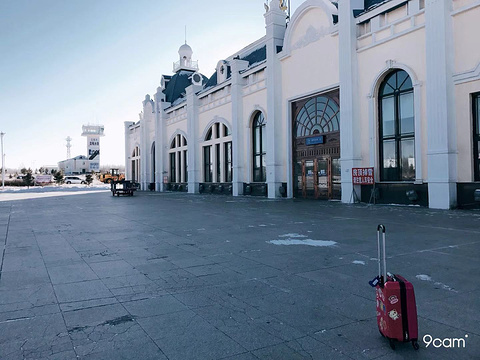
[332,158,341,199]
[296,157,340,200]
[316,158,329,199]
[305,160,315,198]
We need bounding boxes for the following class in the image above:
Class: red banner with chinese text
[352,167,374,185]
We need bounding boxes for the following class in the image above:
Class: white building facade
[58,155,89,175]
[125,0,480,209]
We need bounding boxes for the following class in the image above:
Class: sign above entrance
[306,135,325,146]
[352,167,374,185]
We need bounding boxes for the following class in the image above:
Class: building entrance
[292,91,341,200]
[296,157,341,199]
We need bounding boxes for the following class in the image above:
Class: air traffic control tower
[81,125,105,172]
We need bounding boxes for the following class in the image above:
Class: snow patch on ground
[268,239,337,247]
[0,188,110,202]
[278,233,307,238]
[416,274,458,293]
[416,274,432,281]
[352,260,366,265]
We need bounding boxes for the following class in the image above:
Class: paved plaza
[0,191,478,359]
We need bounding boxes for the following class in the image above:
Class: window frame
[378,70,415,182]
[252,112,266,182]
[170,152,176,183]
[168,134,187,183]
[473,92,480,181]
[202,122,233,183]
[225,141,232,182]
[203,145,212,182]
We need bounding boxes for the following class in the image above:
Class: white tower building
[81,125,105,172]
[66,136,72,159]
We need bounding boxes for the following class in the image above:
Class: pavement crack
[0,208,12,281]
[101,314,135,326]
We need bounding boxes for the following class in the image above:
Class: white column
[339,0,364,203]
[1,131,5,189]
[139,98,147,190]
[265,0,286,198]
[124,122,134,181]
[425,0,457,209]
[413,82,423,183]
[231,59,249,195]
[143,96,155,190]
[154,88,167,191]
[186,84,203,193]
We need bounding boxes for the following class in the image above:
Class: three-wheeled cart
[111,180,136,196]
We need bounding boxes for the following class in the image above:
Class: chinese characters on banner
[352,167,375,185]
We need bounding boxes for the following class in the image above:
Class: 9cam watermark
[423,334,469,348]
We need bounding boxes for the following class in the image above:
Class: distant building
[58,124,105,174]
[125,0,480,209]
[58,155,89,175]
[81,125,105,172]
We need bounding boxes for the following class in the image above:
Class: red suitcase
[375,225,419,350]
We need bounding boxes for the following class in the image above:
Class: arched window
[252,112,266,182]
[202,122,232,183]
[151,142,155,183]
[379,70,415,181]
[295,96,339,137]
[131,146,140,183]
[169,134,188,183]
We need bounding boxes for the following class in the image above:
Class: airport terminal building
[124,0,480,209]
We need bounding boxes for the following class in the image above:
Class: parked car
[16,175,35,180]
[64,176,86,184]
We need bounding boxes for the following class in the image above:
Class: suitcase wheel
[412,340,419,350]
[389,338,396,350]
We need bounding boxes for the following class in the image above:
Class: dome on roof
[175,42,198,73]
[179,43,193,57]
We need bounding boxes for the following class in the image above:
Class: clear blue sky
[0,0,301,171]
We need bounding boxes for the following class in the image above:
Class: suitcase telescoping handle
[377,224,387,285]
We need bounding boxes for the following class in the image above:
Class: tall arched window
[131,146,140,183]
[151,142,155,183]
[169,134,187,183]
[379,70,415,181]
[202,122,232,183]
[252,112,266,182]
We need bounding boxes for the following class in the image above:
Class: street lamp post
[0,132,5,190]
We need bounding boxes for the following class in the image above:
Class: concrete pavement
[0,191,478,359]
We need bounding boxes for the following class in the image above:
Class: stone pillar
[230,59,249,196]
[186,84,203,193]
[154,87,167,191]
[138,111,145,190]
[124,122,134,181]
[425,0,457,209]
[338,0,363,203]
[140,95,152,191]
[265,0,286,198]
